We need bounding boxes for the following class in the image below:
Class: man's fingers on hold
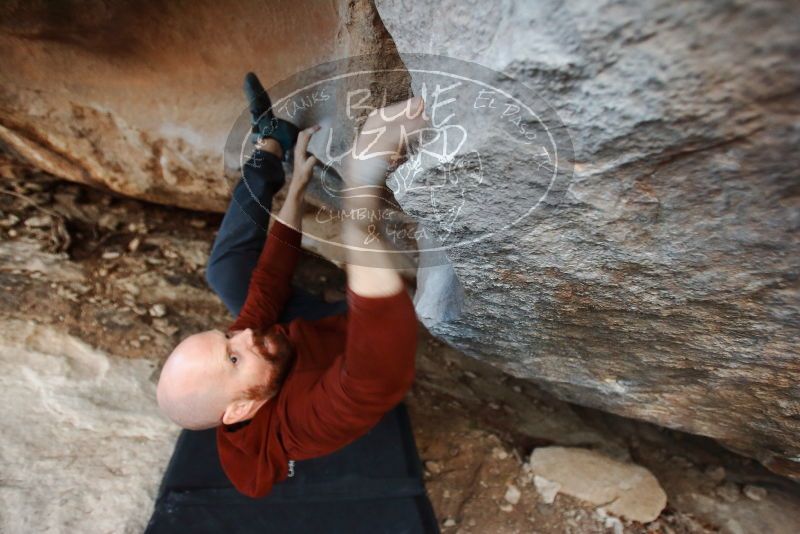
[300,125,320,142]
[295,125,320,159]
[295,133,311,156]
[300,125,318,139]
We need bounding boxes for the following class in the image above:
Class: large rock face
[375,0,800,477]
[0,0,405,211]
[0,318,179,532]
[1,0,798,478]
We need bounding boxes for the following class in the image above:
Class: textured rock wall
[1,0,798,478]
[0,0,405,211]
[375,0,800,477]
[0,318,179,532]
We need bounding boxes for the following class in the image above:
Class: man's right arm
[280,113,429,457]
[279,99,426,457]
[278,285,418,459]
[275,177,420,457]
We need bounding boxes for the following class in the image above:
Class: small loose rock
[715,481,740,503]
[533,475,561,504]
[492,447,509,460]
[152,319,178,337]
[743,485,767,501]
[149,304,167,318]
[98,213,119,230]
[705,465,726,482]
[0,214,20,227]
[24,215,52,228]
[425,460,443,474]
[504,484,521,505]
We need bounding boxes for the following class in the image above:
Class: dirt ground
[2,153,799,533]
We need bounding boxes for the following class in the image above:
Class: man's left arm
[230,126,320,331]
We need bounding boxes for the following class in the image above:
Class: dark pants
[205,150,347,322]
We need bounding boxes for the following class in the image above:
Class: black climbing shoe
[243,72,299,162]
[243,72,274,123]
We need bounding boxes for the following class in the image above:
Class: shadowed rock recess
[1,0,798,480]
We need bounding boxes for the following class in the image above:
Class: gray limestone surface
[376,0,800,477]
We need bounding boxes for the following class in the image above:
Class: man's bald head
[157,331,231,429]
[157,326,294,430]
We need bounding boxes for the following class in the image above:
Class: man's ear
[222,397,268,425]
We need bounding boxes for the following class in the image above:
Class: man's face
[157,325,293,429]
[222,325,293,399]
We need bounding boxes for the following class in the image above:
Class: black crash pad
[145,402,440,534]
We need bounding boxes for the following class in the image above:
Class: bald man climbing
[156,72,428,498]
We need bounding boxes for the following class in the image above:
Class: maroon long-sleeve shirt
[216,219,418,498]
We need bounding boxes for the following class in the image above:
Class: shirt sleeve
[280,286,419,459]
[229,219,302,331]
